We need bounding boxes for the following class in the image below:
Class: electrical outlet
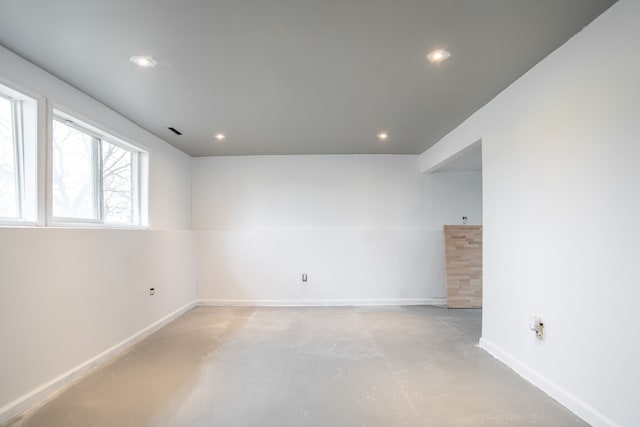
[529,316,544,340]
[149,288,155,296]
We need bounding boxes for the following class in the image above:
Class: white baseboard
[198,298,446,307]
[0,300,197,426]
[478,337,619,427]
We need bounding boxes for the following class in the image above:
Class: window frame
[0,83,37,226]
[48,109,148,228]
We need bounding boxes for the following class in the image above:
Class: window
[0,95,18,218]
[0,82,147,228]
[51,115,144,226]
[0,84,36,223]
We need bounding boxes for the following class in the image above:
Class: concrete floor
[6,306,586,426]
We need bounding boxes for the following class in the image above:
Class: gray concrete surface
[5,306,586,426]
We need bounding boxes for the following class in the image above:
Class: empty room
[0,0,637,426]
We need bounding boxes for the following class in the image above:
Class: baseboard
[0,300,197,426]
[478,337,619,427]
[198,298,446,307]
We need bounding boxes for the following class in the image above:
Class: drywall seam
[0,300,197,426]
[198,298,446,307]
[478,337,619,427]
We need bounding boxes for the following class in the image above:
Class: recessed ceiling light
[129,55,157,68]
[427,49,451,63]
[214,133,226,141]
[377,132,389,141]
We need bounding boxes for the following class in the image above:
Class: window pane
[52,120,97,219]
[102,141,133,223]
[0,97,18,218]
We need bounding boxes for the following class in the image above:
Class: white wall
[0,46,195,421]
[419,1,639,425]
[192,155,481,304]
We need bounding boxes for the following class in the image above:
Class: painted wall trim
[0,300,197,426]
[478,337,619,427]
[198,298,446,307]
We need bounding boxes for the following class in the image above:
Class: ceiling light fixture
[377,132,389,141]
[214,133,226,141]
[427,49,451,63]
[129,55,157,68]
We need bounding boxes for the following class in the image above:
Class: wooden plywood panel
[444,225,482,308]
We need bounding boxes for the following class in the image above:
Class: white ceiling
[0,0,616,157]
